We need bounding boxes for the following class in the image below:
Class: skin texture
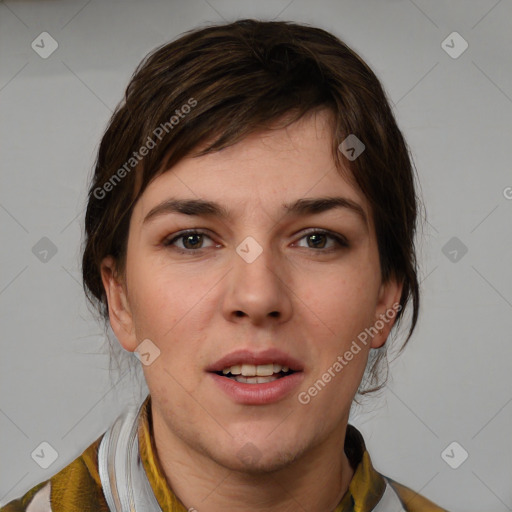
[101,109,402,512]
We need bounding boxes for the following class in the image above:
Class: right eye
[162,230,218,253]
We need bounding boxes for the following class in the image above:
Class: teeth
[241,364,256,376]
[223,364,241,375]
[256,364,274,376]
[221,363,290,376]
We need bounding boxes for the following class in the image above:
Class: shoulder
[386,476,449,512]
[0,434,109,512]
[344,424,449,511]
[0,481,51,512]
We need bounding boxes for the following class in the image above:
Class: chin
[223,449,300,476]
[209,435,307,475]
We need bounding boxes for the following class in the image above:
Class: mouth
[206,349,305,405]
[214,363,297,384]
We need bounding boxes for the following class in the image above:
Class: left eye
[295,230,348,250]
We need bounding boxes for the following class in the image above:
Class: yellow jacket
[0,395,448,512]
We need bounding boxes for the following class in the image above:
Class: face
[101,109,402,474]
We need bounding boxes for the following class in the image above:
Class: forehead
[134,110,370,227]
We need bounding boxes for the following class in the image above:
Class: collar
[137,394,387,512]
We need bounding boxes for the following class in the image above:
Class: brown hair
[82,19,423,395]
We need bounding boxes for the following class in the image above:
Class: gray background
[1,0,511,510]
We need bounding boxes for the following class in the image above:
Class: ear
[100,255,138,352]
[370,276,404,349]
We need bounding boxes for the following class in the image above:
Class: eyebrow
[143,196,368,225]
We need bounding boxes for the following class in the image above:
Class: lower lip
[208,372,304,405]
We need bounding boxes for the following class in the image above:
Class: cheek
[300,268,378,339]
[127,268,216,392]
[127,260,207,339]
[133,274,207,396]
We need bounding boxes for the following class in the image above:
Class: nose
[221,238,293,326]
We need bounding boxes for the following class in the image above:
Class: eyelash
[162,229,349,254]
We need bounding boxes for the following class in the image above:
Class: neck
[151,409,355,512]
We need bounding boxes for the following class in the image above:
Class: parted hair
[81,19,423,395]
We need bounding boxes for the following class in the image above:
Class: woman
[1,19,448,512]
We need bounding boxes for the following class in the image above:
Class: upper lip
[206,348,304,373]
